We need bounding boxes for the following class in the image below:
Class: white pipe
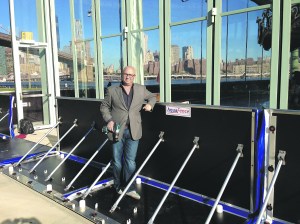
[29,121,77,173]
[205,147,243,224]
[65,138,108,191]
[256,159,283,224]
[147,138,198,224]
[82,161,111,199]
[45,124,94,181]
[15,119,61,167]
[110,132,164,213]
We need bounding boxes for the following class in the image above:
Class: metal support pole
[28,119,78,174]
[45,122,95,181]
[257,150,286,224]
[14,118,62,167]
[65,138,109,191]
[147,137,199,224]
[110,131,165,213]
[205,144,244,224]
[82,160,112,199]
[0,112,9,123]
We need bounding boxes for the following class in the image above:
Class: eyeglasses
[123,73,135,78]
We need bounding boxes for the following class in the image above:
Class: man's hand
[107,120,115,132]
[143,104,152,112]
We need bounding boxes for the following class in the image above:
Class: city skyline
[0,0,272,78]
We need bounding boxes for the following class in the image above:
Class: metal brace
[123,26,128,39]
[159,131,164,141]
[278,150,286,165]
[193,136,199,148]
[236,144,244,157]
[211,7,217,23]
[73,119,78,126]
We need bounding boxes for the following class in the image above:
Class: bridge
[0,32,82,64]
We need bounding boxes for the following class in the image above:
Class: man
[100,66,156,200]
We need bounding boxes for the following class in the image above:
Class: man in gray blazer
[100,66,156,200]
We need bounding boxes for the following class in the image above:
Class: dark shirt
[121,85,133,109]
[121,84,133,126]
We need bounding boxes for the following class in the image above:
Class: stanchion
[256,150,286,224]
[28,119,78,174]
[147,136,199,224]
[205,144,244,224]
[14,117,62,167]
[44,122,95,181]
[0,112,9,123]
[64,138,109,191]
[81,161,112,199]
[109,131,165,213]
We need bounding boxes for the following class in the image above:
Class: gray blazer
[100,83,156,141]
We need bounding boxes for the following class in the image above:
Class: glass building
[0,0,299,128]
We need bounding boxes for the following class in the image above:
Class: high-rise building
[75,20,83,41]
[143,33,148,63]
[56,16,60,49]
[183,46,193,60]
[171,45,180,65]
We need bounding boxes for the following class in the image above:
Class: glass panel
[142,0,159,27]
[222,0,270,13]
[100,0,121,36]
[0,1,14,88]
[171,0,207,23]
[19,47,50,125]
[55,0,74,97]
[171,21,207,104]
[289,3,300,110]
[77,39,96,98]
[221,10,271,107]
[0,0,10,34]
[73,0,95,98]
[14,0,45,42]
[102,37,122,87]
[143,30,160,94]
[0,47,14,88]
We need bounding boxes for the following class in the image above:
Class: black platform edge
[1,168,119,224]
[137,175,250,219]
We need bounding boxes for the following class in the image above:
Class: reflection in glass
[0,0,14,87]
[102,37,122,86]
[100,0,121,36]
[76,39,96,98]
[171,0,207,23]
[171,22,207,104]
[289,3,300,110]
[55,0,74,96]
[73,0,95,98]
[221,10,271,108]
[0,47,14,85]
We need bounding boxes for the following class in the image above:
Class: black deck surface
[15,156,112,194]
[0,138,50,162]
[0,137,248,224]
[0,138,112,194]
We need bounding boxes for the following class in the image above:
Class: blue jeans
[112,128,139,192]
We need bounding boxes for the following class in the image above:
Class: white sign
[166,106,191,117]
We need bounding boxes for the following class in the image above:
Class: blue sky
[0,0,270,68]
